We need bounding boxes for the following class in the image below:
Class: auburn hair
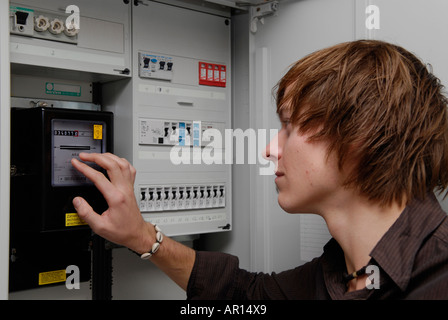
[275,40,448,206]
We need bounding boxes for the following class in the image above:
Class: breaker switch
[15,11,29,25]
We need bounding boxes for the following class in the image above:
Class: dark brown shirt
[187,193,448,299]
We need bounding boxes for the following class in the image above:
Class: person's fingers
[102,153,135,184]
[71,158,116,201]
[72,196,102,232]
[78,153,133,188]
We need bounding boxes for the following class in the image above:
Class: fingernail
[73,197,81,208]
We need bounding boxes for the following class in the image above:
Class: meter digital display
[51,119,107,186]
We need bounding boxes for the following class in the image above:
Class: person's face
[264,108,345,214]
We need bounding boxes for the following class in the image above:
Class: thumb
[72,196,101,230]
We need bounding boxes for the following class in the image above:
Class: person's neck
[319,192,406,292]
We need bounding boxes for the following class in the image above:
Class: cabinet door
[127,1,232,236]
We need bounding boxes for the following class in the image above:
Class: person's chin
[277,195,295,213]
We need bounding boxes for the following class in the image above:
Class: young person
[71,40,448,299]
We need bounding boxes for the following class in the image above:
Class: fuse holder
[199,62,226,87]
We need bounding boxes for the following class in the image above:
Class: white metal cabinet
[104,1,232,237]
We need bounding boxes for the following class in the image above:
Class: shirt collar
[321,193,447,298]
[369,193,447,291]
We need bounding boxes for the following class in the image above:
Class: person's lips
[275,171,284,181]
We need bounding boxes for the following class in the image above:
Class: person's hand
[71,152,152,254]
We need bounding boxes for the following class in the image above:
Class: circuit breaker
[9,107,113,291]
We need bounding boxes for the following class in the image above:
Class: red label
[199,62,226,87]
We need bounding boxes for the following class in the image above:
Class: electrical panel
[104,1,232,237]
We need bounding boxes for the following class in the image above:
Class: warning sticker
[65,213,87,227]
[39,269,66,286]
[93,124,103,140]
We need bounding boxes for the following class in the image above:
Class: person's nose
[263,132,281,170]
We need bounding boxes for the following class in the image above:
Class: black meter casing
[10,107,113,292]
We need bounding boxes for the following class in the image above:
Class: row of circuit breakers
[138,118,219,147]
[139,184,226,212]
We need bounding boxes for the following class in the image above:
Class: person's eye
[281,119,290,127]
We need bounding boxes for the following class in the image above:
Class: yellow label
[93,124,103,140]
[65,213,87,227]
[39,269,66,285]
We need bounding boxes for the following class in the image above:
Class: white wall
[247,0,356,273]
[356,0,448,86]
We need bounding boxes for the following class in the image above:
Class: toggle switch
[206,186,213,207]
[199,186,206,208]
[139,188,148,211]
[147,188,155,212]
[15,11,29,25]
[163,187,171,210]
[154,188,163,211]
